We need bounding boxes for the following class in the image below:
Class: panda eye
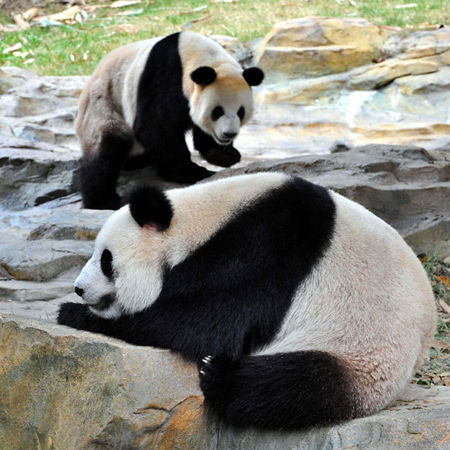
[211,106,224,121]
[237,106,245,121]
[101,249,114,280]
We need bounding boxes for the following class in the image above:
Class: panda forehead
[202,80,252,109]
[96,207,141,254]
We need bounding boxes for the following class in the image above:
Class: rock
[382,27,450,60]
[0,316,206,449]
[256,17,395,80]
[348,58,439,90]
[1,315,449,449]
[255,22,450,150]
[393,66,450,95]
[211,35,253,67]
[0,67,86,152]
[0,136,79,211]
[0,237,93,281]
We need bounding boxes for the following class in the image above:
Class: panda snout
[74,286,84,298]
[222,131,237,140]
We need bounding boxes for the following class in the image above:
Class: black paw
[57,302,90,330]
[199,355,238,410]
[160,164,214,184]
[83,193,121,210]
[203,146,241,168]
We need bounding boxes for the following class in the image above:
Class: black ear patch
[242,67,264,86]
[191,66,217,86]
[129,186,173,230]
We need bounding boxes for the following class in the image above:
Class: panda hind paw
[199,355,238,407]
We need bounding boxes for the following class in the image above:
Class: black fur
[190,66,217,86]
[193,126,241,167]
[242,67,264,86]
[79,129,133,210]
[100,249,114,279]
[133,33,213,184]
[129,186,173,230]
[199,352,355,429]
[58,177,348,429]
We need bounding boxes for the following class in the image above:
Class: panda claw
[200,370,205,375]
[202,355,213,364]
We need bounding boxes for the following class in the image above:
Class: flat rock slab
[0,315,449,449]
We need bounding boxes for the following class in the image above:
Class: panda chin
[212,131,232,146]
[89,294,116,314]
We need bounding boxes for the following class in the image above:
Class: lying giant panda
[76,31,264,210]
[58,173,436,430]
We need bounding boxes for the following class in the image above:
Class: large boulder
[255,17,394,80]
[0,316,449,449]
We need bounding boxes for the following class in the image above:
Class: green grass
[0,0,448,76]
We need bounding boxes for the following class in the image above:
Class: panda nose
[223,131,237,139]
[74,286,84,298]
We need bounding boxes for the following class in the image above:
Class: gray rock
[0,136,79,210]
[0,315,448,449]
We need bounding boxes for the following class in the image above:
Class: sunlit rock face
[255,19,450,151]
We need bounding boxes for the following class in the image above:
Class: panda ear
[242,67,264,86]
[190,66,217,86]
[129,186,173,231]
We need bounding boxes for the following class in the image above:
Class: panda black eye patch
[101,249,114,279]
[237,106,245,121]
[211,106,225,121]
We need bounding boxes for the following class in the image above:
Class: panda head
[189,66,264,146]
[73,187,173,319]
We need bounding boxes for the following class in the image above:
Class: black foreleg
[193,126,241,168]
[79,130,132,210]
[137,126,214,184]
[57,303,159,346]
[199,351,356,430]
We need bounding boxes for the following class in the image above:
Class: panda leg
[79,130,132,210]
[199,352,356,430]
[143,130,214,183]
[193,126,241,168]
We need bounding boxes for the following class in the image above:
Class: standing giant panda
[76,32,264,210]
[58,173,436,430]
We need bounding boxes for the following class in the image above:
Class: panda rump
[58,173,436,430]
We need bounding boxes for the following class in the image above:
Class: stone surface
[256,21,450,150]
[1,315,449,449]
[256,17,394,80]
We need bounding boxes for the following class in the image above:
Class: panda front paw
[57,302,90,330]
[160,163,214,184]
[203,146,241,168]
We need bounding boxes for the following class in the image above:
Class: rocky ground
[0,17,449,449]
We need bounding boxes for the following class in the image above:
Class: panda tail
[199,351,358,430]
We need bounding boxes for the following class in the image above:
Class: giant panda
[76,31,264,210]
[58,173,436,430]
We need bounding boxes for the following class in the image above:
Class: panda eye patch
[211,106,224,121]
[237,106,245,121]
[100,249,114,280]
